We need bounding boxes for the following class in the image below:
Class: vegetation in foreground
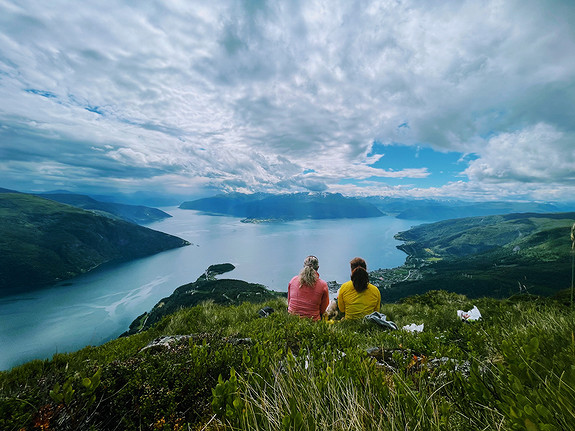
[1,290,574,430]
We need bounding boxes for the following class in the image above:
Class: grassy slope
[0,193,189,292]
[1,291,574,430]
[123,272,283,336]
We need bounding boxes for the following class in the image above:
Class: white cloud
[464,124,575,184]
[0,0,574,201]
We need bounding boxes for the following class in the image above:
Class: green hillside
[0,193,189,293]
[375,212,575,301]
[123,263,283,336]
[395,212,575,259]
[1,291,574,430]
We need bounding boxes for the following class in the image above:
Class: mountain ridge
[37,192,172,224]
[365,196,569,220]
[0,193,190,293]
[180,192,384,220]
[179,191,573,222]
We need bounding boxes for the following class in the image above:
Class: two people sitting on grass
[287,255,380,321]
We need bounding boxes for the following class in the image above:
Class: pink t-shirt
[287,275,329,321]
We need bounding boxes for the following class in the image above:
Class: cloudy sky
[1,0,574,202]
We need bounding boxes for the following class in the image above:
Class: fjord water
[0,208,422,370]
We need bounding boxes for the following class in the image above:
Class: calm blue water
[0,208,422,370]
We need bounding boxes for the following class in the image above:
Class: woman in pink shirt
[288,255,329,321]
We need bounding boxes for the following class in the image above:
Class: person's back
[288,256,329,321]
[337,258,381,319]
[337,278,380,319]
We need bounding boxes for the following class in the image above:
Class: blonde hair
[298,255,319,287]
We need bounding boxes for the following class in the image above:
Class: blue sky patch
[25,89,58,99]
[368,142,475,187]
[85,106,104,115]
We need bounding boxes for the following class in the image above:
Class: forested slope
[0,193,189,292]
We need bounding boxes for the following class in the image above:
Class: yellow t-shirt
[337,281,381,320]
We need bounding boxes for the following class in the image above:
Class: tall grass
[209,294,575,431]
[235,353,503,431]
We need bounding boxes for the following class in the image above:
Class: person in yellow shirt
[337,257,381,319]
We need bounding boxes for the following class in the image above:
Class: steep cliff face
[0,193,189,293]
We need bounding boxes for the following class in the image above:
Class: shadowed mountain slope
[123,263,282,336]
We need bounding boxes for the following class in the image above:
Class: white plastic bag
[457,305,481,321]
[402,323,424,333]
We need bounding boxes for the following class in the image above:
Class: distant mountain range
[0,192,189,293]
[8,187,572,222]
[365,196,571,220]
[38,191,172,224]
[374,211,575,301]
[180,192,384,220]
[179,191,573,222]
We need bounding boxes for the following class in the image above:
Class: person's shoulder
[339,280,353,291]
[289,275,300,284]
[368,283,380,295]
